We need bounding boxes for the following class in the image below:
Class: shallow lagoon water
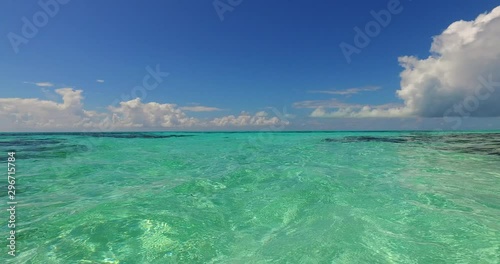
[1,131,499,263]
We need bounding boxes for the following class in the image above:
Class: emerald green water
[1,132,499,263]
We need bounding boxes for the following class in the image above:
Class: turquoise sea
[1,131,499,263]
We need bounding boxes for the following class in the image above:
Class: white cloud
[24,81,54,87]
[309,86,380,95]
[108,98,199,128]
[179,106,223,112]
[304,6,500,118]
[396,6,500,117]
[0,88,90,129]
[210,111,289,127]
[0,89,289,131]
[96,80,105,83]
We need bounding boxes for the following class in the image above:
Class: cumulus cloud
[305,6,500,118]
[210,111,289,127]
[0,89,288,131]
[24,81,54,87]
[0,88,90,129]
[397,6,500,117]
[309,86,380,96]
[108,98,199,128]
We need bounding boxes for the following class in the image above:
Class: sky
[1,0,500,131]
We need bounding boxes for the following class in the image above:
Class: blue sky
[1,0,500,131]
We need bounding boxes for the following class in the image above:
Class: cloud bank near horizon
[307,6,500,118]
[0,88,288,131]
